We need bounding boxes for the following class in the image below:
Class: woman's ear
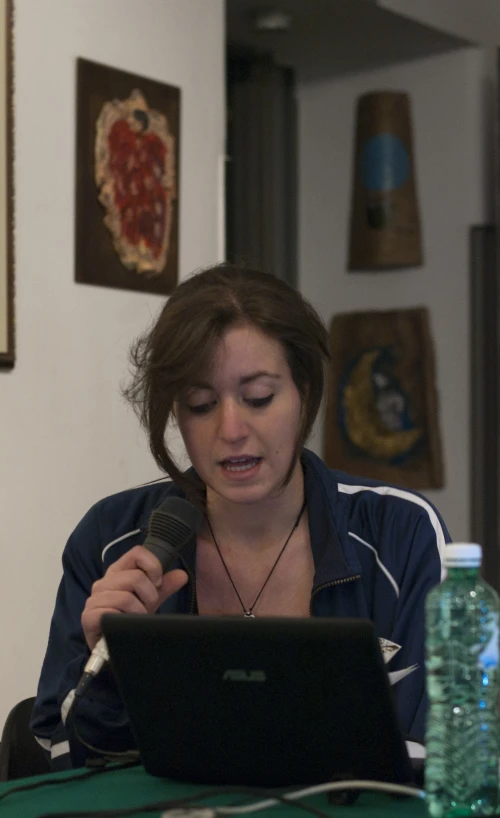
[300,383,310,421]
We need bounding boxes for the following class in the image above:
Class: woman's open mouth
[219,456,262,474]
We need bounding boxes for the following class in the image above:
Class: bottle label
[477,612,499,670]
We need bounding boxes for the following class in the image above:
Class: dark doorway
[226,51,297,286]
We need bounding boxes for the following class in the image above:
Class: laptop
[102,614,415,787]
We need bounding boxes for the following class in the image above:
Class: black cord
[72,718,140,763]
[66,684,140,763]
[206,498,306,616]
[36,784,333,818]
[0,759,141,805]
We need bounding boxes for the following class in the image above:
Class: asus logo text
[222,669,267,682]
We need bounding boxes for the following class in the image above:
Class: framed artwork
[75,58,180,294]
[469,226,498,589]
[470,51,500,591]
[324,307,443,489]
[348,91,422,271]
[0,0,14,368]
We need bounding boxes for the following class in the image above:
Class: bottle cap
[444,543,482,567]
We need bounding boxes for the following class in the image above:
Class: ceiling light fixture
[253,9,292,32]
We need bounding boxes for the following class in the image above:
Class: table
[0,764,428,818]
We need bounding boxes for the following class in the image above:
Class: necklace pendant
[206,501,306,624]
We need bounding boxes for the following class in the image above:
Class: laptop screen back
[102,614,414,787]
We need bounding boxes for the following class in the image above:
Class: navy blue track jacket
[31,449,450,768]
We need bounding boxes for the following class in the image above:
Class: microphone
[75,496,202,696]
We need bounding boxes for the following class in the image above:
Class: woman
[31,263,450,768]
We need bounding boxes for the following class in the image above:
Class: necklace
[205,498,307,618]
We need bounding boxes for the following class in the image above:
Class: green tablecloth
[0,764,427,818]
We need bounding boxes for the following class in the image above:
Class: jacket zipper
[309,574,361,615]
[179,557,361,616]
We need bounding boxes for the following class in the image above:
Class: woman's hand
[81,545,189,650]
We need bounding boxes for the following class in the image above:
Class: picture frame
[75,57,180,295]
[471,50,500,591]
[324,307,443,489]
[0,0,14,368]
[470,226,500,591]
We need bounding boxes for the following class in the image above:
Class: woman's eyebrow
[188,372,281,390]
[188,381,212,390]
[240,372,281,385]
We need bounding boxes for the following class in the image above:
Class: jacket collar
[147,449,362,591]
[301,449,361,588]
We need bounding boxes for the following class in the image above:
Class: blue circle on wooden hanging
[360,133,410,192]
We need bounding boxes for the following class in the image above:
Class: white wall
[0,0,224,726]
[298,47,490,541]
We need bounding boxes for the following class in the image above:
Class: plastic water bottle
[425,543,500,817]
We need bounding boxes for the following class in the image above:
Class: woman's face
[176,324,303,506]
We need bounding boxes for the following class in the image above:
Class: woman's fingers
[81,546,189,651]
[91,569,160,612]
[158,569,189,606]
[106,545,164,587]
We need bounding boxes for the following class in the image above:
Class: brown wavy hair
[123,263,330,506]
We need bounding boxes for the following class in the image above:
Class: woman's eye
[186,402,214,415]
[247,395,274,408]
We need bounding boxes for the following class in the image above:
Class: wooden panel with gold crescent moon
[324,307,443,489]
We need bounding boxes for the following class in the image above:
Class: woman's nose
[218,399,248,442]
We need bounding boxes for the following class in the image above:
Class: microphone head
[144,496,203,572]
